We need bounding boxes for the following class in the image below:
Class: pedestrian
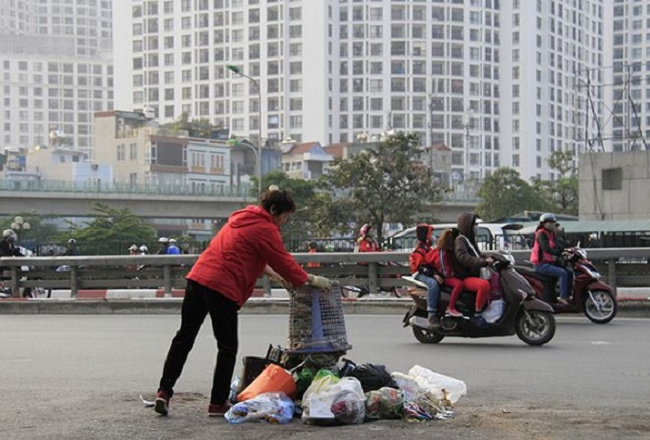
[154,185,332,417]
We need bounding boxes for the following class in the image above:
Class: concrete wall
[579,151,650,220]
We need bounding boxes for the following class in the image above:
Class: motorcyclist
[157,237,170,255]
[408,224,441,329]
[139,245,149,255]
[167,239,181,255]
[530,213,573,306]
[453,213,493,313]
[62,238,77,256]
[0,229,26,297]
[356,223,381,252]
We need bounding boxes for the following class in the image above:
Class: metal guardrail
[0,248,648,298]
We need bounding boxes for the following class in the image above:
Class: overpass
[0,179,479,221]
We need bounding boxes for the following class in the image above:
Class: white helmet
[128,244,138,251]
[3,229,15,238]
[169,238,177,243]
[158,237,169,243]
[68,238,76,244]
[139,245,148,252]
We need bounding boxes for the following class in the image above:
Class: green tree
[319,132,440,241]
[257,171,319,243]
[477,167,547,221]
[163,112,221,138]
[58,203,158,254]
[532,150,579,215]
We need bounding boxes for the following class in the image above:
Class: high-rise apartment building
[606,0,650,153]
[114,0,606,182]
[0,0,113,158]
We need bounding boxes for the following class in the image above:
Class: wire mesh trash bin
[288,281,351,353]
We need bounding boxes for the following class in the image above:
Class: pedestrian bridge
[0,179,479,221]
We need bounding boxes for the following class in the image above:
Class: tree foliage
[163,112,221,138]
[532,150,579,215]
[319,133,440,241]
[59,203,158,254]
[476,168,547,221]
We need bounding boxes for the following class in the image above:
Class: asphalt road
[1,314,649,440]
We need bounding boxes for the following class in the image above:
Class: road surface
[1,315,649,440]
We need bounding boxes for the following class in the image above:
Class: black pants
[158,279,239,405]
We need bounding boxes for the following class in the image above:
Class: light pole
[10,216,31,243]
[227,64,262,199]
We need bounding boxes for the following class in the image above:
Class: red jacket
[409,243,432,274]
[429,249,454,278]
[358,237,381,252]
[187,205,309,307]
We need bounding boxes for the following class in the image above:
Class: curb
[0,298,648,318]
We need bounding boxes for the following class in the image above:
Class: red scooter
[515,247,617,324]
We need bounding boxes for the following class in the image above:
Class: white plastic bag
[224,392,294,424]
[302,373,366,425]
[408,365,467,405]
[480,299,505,324]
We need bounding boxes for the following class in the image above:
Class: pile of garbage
[223,354,467,425]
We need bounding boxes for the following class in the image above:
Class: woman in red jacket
[154,186,331,418]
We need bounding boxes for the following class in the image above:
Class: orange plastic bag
[237,363,297,402]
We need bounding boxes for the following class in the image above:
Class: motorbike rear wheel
[515,310,555,346]
[412,326,445,344]
[584,289,617,324]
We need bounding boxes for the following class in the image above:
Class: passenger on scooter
[530,213,573,306]
[408,224,441,329]
[453,213,494,313]
[430,228,465,317]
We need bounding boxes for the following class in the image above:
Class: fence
[0,248,649,298]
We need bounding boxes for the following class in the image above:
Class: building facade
[0,0,113,157]
[114,0,606,183]
[605,0,650,153]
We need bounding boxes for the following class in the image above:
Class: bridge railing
[0,248,649,298]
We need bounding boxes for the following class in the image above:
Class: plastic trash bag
[301,369,365,425]
[364,387,404,420]
[224,392,294,424]
[408,365,467,405]
[237,363,297,402]
[341,360,397,392]
[479,299,505,324]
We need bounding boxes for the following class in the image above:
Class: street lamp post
[227,64,263,199]
[10,216,31,243]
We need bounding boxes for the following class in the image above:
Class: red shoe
[154,390,170,416]
[208,401,231,417]
[446,308,463,318]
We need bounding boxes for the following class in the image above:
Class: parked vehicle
[402,253,556,346]
[515,247,617,324]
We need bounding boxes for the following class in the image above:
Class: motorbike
[515,247,617,324]
[402,253,556,346]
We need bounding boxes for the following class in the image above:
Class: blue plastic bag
[224,392,294,424]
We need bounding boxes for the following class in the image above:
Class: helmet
[169,238,177,243]
[359,224,372,237]
[158,237,169,243]
[128,244,138,251]
[68,238,76,244]
[3,229,16,239]
[139,245,148,252]
[539,213,557,224]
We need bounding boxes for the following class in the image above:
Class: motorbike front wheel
[515,310,555,346]
[412,326,445,344]
[584,289,617,324]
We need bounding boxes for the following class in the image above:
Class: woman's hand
[434,275,444,284]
